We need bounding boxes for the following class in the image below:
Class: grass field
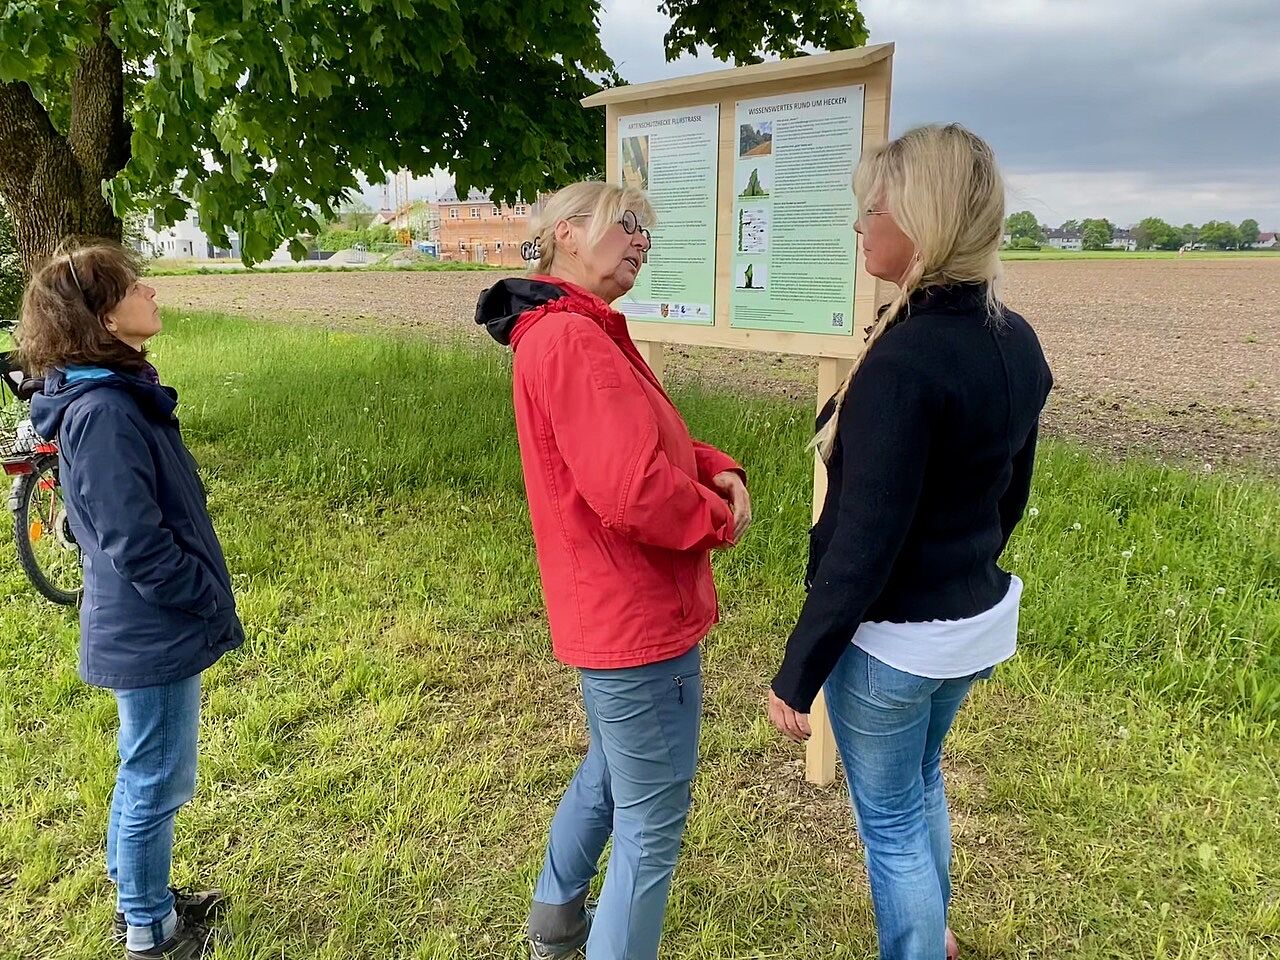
[1,312,1277,959]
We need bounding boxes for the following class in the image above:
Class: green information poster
[616,105,719,326]
[729,85,864,335]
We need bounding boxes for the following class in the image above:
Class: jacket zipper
[674,675,684,704]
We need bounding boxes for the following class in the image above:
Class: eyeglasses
[568,210,652,246]
[859,207,892,223]
[617,209,652,246]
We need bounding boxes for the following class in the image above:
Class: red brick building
[431,189,538,267]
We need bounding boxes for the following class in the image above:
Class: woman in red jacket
[476,181,750,960]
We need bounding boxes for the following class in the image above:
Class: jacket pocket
[670,553,690,618]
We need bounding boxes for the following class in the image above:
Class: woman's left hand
[767,689,811,742]
[712,471,752,540]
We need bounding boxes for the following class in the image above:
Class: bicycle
[1,319,82,605]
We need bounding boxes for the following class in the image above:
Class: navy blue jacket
[30,366,244,689]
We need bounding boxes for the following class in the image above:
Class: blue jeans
[532,645,702,960]
[824,645,992,960]
[107,675,202,951]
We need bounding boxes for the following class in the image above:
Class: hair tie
[66,252,85,294]
[520,239,542,263]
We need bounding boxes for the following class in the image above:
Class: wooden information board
[582,44,895,786]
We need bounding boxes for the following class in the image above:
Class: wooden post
[806,356,852,786]
[635,340,666,382]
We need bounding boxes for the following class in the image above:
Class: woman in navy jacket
[21,242,241,960]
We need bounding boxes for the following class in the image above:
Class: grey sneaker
[113,888,226,943]
[124,918,216,959]
[528,900,594,959]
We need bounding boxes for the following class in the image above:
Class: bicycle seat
[17,377,44,401]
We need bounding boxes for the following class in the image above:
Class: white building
[1046,227,1083,251]
[140,212,238,260]
[1252,232,1279,249]
[1106,228,1139,252]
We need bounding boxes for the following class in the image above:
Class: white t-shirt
[852,575,1022,679]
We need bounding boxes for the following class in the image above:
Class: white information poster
[616,105,719,325]
[729,85,864,335]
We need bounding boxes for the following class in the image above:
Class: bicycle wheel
[13,455,82,606]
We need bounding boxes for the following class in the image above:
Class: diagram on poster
[730,86,864,335]
[616,105,719,326]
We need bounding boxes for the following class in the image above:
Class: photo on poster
[736,163,772,199]
[739,121,773,158]
[621,135,650,190]
[737,207,770,254]
[736,261,768,291]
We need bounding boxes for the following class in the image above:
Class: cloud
[599,0,1279,227]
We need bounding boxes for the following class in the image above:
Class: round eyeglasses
[618,209,652,246]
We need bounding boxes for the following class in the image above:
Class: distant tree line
[1003,211,1267,251]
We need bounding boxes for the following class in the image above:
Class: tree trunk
[0,8,127,276]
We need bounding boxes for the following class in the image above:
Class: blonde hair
[814,123,1006,460]
[529,181,656,275]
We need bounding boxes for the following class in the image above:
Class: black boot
[114,888,226,943]
[124,918,216,960]
[528,891,593,958]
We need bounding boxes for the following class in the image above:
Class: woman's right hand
[711,471,751,543]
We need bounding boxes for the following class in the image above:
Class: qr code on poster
[831,311,845,327]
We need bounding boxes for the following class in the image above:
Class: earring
[520,239,542,262]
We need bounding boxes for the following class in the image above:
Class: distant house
[1252,231,1279,249]
[138,212,238,260]
[1046,227,1083,252]
[1106,227,1139,252]
[430,188,539,267]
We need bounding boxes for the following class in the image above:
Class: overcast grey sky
[365,0,1279,229]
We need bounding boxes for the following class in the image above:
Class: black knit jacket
[772,284,1053,711]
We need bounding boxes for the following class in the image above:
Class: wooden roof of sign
[581,44,894,108]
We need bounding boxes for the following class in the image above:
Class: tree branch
[69,5,128,185]
[0,81,67,209]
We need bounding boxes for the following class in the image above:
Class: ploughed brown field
[151,257,1280,474]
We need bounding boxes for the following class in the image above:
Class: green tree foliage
[1004,210,1043,243]
[1238,218,1260,246]
[0,0,868,271]
[315,224,398,251]
[1060,219,1081,234]
[1198,221,1241,250]
[1133,217,1181,251]
[1081,218,1114,251]
[339,200,376,232]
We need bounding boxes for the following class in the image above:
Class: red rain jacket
[476,276,742,668]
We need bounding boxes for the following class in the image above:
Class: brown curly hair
[17,239,151,376]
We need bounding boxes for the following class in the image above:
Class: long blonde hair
[814,123,1006,460]
[528,181,656,276]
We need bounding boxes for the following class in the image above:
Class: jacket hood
[30,366,178,441]
[475,276,623,348]
[475,277,569,346]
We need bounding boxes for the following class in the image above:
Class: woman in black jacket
[767,125,1052,960]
